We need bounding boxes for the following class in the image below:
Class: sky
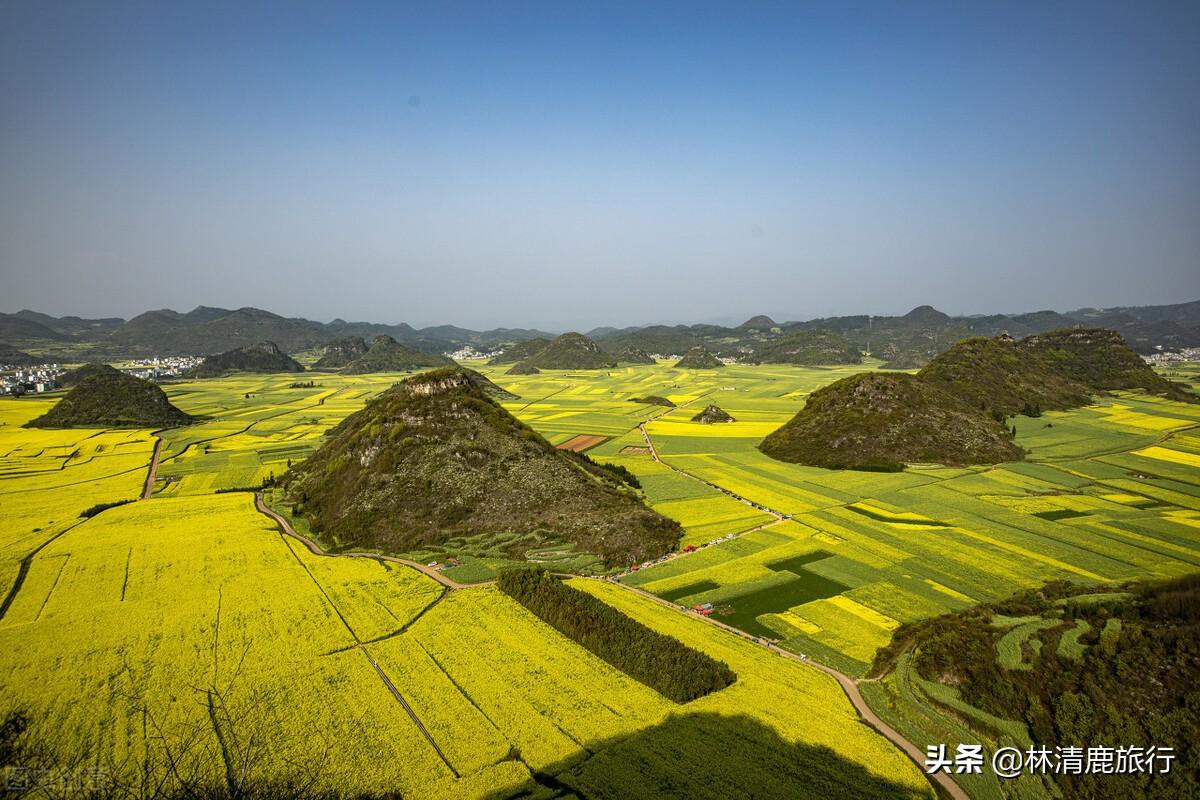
[2,1,1198,330]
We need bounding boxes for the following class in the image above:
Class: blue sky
[2,1,1198,329]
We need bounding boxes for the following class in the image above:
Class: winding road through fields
[254,493,477,589]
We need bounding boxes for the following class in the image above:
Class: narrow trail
[0,519,88,623]
[141,436,163,500]
[254,493,480,589]
[360,648,460,778]
[261,495,460,776]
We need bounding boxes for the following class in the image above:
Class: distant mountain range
[2,300,1198,362]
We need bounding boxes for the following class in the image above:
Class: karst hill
[760,327,1196,471]
[312,336,369,370]
[518,333,617,370]
[693,405,735,424]
[282,366,680,566]
[674,346,723,369]
[617,347,656,365]
[919,328,1196,415]
[340,335,454,374]
[188,341,305,377]
[759,372,1023,471]
[26,371,192,429]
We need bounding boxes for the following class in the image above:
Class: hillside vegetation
[920,328,1195,416]
[762,328,1196,471]
[341,335,454,374]
[759,372,1022,471]
[675,346,723,369]
[25,371,192,429]
[311,335,369,370]
[488,337,550,365]
[751,329,862,365]
[188,341,305,377]
[524,332,617,370]
[874,575,1200,800]
[282,367,680,566]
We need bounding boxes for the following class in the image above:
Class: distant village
[444,345,503,361]
[444,344,740,364]
[0,356,203,396]
[1144,347,1200,364]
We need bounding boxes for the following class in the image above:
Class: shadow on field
[491,711,934,800]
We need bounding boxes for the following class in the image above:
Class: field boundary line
[0,519,89,623]
[360,646,461,778]
[254,493,480,589]
[606,578,965,800]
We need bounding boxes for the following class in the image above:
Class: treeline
[497,568,735,703]
[562,449,642,489]
[79,498,135,518]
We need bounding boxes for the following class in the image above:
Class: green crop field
[2,358,1198,798]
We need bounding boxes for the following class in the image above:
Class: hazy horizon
[3,1,1199,330]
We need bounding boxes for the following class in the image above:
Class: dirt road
[253,493,480,590]
[141,436,163,500]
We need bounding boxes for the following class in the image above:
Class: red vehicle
[683,545,697,553]
[630,565,640,571]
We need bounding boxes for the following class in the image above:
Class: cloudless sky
[2,1,1198,330]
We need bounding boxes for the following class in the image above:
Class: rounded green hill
[759,372,1022,471]
[340,335,453,374]
[26,371,192,429]
[188,341,305,377]
[282,366,678,566]
[523,333,616,370]
[675,346,723,369]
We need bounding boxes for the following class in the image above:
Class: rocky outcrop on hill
[692,405,735,424]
